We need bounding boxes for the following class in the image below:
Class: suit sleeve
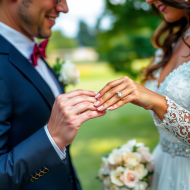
[0,76,65,190]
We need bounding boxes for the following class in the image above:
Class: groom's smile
[1,0,68,40]
[45,15,57,26]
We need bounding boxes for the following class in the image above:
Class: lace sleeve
[153,96,190,146]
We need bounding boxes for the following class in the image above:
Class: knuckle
[110,88,116,94]
[67,117,76,127]
[77,89,83,93]
[63,110,70,119]
[59,101,67,109]
[83,102,91,107]
[56,94,63,102]
[123,76,128,80]
[81,95,87,100]
[107,82,113,87]
[86,111,94,118]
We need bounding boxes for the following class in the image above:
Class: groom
[0,0,106,190]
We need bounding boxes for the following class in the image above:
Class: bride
[94,0,190,189]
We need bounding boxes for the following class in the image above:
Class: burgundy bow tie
[30,39,49,67]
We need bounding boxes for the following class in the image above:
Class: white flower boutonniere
[53,58,80,86]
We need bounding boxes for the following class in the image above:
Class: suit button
[30,177,36,182]
[69,175,74,183]
[43,167,49,174]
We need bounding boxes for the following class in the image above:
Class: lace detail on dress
[160,96,190,147]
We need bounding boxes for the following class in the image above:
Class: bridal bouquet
[98,140,154,190]
[53,58,80,86]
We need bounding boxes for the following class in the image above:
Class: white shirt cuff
[44,125,66,160]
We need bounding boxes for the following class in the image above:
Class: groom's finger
[62,95,96,107]
[71,102,97,115]
[57,90,96,102]
[77,110,106,124]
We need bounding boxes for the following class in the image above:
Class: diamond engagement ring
[117,91,123,99]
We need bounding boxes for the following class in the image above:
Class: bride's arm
[93,76,190,146]
[153,95,190,147]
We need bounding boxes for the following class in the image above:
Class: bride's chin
[164,13,187,23]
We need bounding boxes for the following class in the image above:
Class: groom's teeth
[48,17,55,21]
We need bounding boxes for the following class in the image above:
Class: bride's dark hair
[142,0,190,82]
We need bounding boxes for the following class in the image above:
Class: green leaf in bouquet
[133,145,138,152]
[102,154,109,158]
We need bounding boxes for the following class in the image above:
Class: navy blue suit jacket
[0,35,81,190]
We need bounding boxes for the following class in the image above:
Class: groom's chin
[37,27,52,39]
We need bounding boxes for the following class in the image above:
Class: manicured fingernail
[107,106,114,110]
[97,105,104,111]
[94,101,100,106]
[101,110,106,114]
[95,93,100,99]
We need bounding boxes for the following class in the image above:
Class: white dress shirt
[0,22,66,160]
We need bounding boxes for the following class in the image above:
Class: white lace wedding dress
[145,31,190,190]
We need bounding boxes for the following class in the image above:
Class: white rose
[110,166,125,186]
[102,177,112,188]
[123,169,138,188]
[137,146,152,163]
[59,60,80,85]
[101,157,112,175]
[134,164,148,180]
[108,150,123,165]
[120,139,137,152]
[133,181,148,190]
[123,153,141,167]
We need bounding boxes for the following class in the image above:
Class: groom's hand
[47,90,106,149]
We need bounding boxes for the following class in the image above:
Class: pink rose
[146,161,155,172]
[137,146,152,163]
[123,169,138,188]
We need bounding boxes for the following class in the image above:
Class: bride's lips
[157,4,167,12]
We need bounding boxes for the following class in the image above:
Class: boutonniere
[53,58,80,86]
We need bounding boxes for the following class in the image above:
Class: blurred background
[46,0,162,189]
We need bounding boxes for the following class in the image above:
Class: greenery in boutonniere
[53,58,80,86]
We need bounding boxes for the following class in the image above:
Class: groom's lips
[46,15,57,26]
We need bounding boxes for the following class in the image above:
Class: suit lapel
[5,38,55,109]
[42,58,65,94]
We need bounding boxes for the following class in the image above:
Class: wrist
[151,94,168,120]
[47,124,66,149]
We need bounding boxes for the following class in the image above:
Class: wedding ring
[117,91,123,99]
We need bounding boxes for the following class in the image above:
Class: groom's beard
[18,0,49,39]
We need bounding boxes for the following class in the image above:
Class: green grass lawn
[65,62,159,190]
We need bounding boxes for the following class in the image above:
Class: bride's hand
[94,76,164,111]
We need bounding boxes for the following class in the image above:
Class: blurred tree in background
[97,0,162,79]
[77,20,97,47]
[47,30,78,52]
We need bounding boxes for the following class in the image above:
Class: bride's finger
[96,87,134,111]
[107,94,135,111]
[95,77,129,99]
[94,80,130,107]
